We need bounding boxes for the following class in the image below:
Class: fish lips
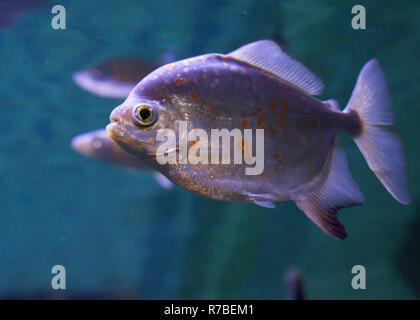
[106,120,128,145]
[107,111,152,158]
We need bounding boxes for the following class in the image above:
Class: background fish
[107,40,410,239]
[71,128,173,189]
[72,57,157,99]
[0,0,47,29]
[283,267,305,300]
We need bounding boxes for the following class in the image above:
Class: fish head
[106,90,182,165]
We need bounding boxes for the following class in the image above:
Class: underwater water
[0,0,419,299]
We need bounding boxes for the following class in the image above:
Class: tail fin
[344,59,410,204]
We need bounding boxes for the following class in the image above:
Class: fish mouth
[106,121,125,142]
[107,106,126,141]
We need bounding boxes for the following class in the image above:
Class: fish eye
[134,104,156,126]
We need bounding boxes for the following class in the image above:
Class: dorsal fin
[228,40,324,95]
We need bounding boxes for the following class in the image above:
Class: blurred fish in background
[72,57,157,99]
[71,128,173,189]
[283,267,305,300]
[0,0,48,28]
[72,46,177,99]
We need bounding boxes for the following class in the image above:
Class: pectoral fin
[254,201,276,209]
[153,172,174,189]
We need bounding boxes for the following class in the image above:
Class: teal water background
[0,0,419,299]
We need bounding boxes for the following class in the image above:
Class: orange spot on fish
[193,76,199,83]
[230,66,238,71]
[241,120,248,128]
[205,107,211,114]
[257,115,263,126]
[310,115,318,128]
[277,113,285,129]
[268,125,274,134]
[190,92,196,101]
[189,140,198,147]
[275,153,284,165]
[266,101,276,111]
[296,116,308,128]
[182,78,188,86]
[165,63,174,70]
[175,78,181,86]
[280,99,289,114]
[214,70,220,76]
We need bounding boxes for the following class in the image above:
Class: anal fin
[294,146,364,239]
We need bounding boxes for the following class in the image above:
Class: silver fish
[71,129,173,189]
[107,40,410,239]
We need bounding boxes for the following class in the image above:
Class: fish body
[71,129,173,189]
[118,55,343,200]
[107,40,410,239]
